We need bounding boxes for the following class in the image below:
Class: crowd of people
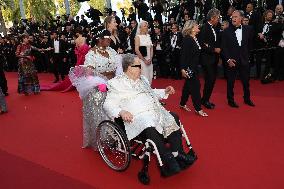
[1,0,284,180]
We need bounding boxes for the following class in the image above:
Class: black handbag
[186,67,195,78]
[139,46,147,57]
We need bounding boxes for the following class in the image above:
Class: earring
[192,29,195,32]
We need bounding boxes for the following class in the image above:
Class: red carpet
[1,72,284,189]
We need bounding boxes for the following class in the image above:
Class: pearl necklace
[97,46,107,54]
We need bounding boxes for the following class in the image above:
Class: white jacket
[103,74,179,140]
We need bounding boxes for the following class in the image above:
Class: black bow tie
[234,25,242,31]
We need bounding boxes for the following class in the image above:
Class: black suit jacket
[198,22,220,64]
[180,36,201,73]
[221,25,253,66]
[198,22,220,55]
[127,13,137,22]
[247,11,262,34]
[48,39,67,57]
[130,26,137,51]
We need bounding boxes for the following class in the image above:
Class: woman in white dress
[69,30,122,149]
[135,20,154,85]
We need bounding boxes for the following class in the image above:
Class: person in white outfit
[103,54,196,177]
[69,30,122,149]
[135,20,154,85]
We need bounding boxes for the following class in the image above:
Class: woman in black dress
[104,16,124,54]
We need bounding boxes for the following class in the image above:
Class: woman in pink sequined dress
[41,29,90,92]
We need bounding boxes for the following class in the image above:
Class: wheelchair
[95,113,197,185]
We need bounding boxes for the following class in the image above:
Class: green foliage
[25,0,56,21]
[56,0,80,17]
[88,0,106,14]
[0,0,106,23]
[1,0,55,22]
[0,0,12,8]
[1,0,19,22]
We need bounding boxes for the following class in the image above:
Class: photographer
[151,0,164,26]
[127,7,137,22]
[79,15,88,29]
[133,0,150,21]
[85,7,102,25]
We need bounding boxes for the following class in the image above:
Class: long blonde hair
[182,20,197,37]
[104,16,115,30]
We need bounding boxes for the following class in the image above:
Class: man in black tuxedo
[127,7,136,22]
[129,19,138,52]
[266,0,284,11]
[152,25,168,78]
[245,3,262,32]
[48,31,67,83]
[275,4,284,19]
[198,8,221,109]
[63,23,76,67]
[168,23,183,79]
[221,10,255,107]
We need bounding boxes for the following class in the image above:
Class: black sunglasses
[131,64,142,69]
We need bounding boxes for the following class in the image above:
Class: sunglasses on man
[131,64,142,69]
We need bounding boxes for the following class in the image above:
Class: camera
[104,8,112,15]
[121,8,125,15]
[85,7,103,23]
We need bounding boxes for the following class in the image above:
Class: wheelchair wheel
[96,120,131,171]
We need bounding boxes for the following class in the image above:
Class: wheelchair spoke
[96,121,131,171]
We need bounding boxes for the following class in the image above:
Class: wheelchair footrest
[131,143,145,158]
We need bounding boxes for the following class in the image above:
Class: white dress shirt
[171,33,178,48]
[208,22,217,42]
[54,40,59,53]
[126,36,132,51]
[262,22,270,34]
[235,26,242,46]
